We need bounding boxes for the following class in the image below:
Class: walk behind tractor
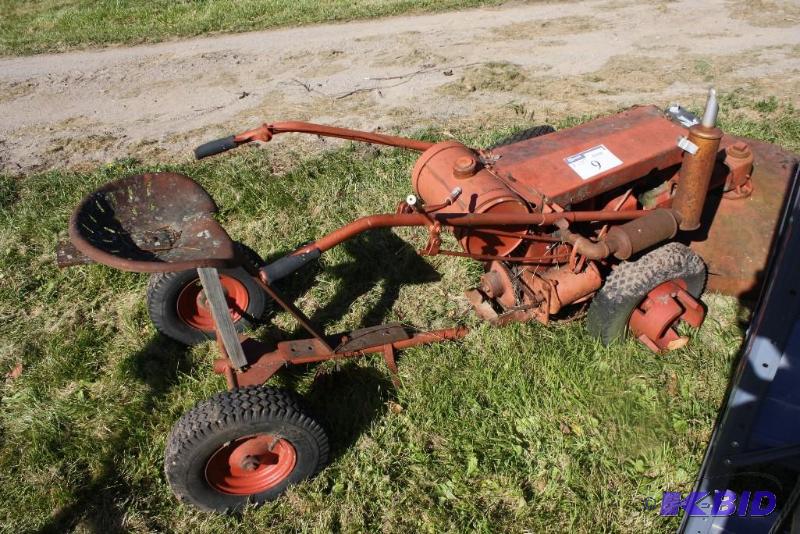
[57,89,799,511]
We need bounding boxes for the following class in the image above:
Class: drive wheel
[586,242,706,346]
[147,245,267,345]
[165,386,329,512]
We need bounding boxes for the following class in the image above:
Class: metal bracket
[421,222,442,255]
[382,344,400,387]
[55,240,94,268]
[197,267,248,369]
[335,323,410,352]
[677,136,699,155]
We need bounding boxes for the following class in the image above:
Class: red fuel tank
[490,105,687,206]
[412,141,530,256]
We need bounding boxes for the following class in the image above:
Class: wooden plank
[196,267,248,369]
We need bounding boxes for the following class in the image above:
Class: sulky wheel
[586,242,707,351]
[164,386,329,512]
[147,244,267,346]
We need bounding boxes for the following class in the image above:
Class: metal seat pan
[69,172,237,273]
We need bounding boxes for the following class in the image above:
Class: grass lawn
[0,96,797,532]
[0,0,505,56]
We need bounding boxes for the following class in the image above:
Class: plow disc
[688,137,798,299]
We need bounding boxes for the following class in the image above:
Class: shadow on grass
[36,335,192,534]
[307,228,441,328]
[305,364,395,462]
[260,228,439,457]
[265,228,440,330]
[267,228,440,393]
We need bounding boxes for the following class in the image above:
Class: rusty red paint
[688,137,798,298]
[490,106,687,205]
[61,103,799,384]
[225,327,470,387]
[723,142,755,196]
[412,140,529,256]
[53,101,800,514]
[540,262,602,314]
[673,124,723,230]
[296,209,648,257]
[69,172,237,273]
[205,434,297,494]
[628,280,705,352]
[176,274,249,331]
[233,121,434,152]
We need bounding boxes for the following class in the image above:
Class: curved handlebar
[193,121,435,159]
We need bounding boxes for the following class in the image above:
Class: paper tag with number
[565,145,623,180]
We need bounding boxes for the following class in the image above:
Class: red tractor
[58,89,798,511]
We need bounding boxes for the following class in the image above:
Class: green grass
[0,99,797,532]
[0,0,504,56]
[716,90,800,153]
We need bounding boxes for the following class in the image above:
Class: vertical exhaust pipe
[672,88,723,231]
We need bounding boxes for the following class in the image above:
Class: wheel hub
[205,434,297,495]
[628,280,705,352]
[176,274,249,331]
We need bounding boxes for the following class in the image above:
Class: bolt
[727,142,751,159]
[453,156,477,178]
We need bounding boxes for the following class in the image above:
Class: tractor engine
[412,140,530,257]
[410,103,752,326]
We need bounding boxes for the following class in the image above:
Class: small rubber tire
[487,124,556,149]
[586,242,707,345]
[164,386,329,513]
[147,245,267,346]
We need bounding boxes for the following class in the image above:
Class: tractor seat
[69,172,238,273]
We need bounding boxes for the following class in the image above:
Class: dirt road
[1,0,798,174]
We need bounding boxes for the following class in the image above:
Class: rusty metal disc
[687,137,799,299]
[204,434,297,495]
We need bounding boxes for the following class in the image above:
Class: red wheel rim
[628,279,705,352]
[176,275,250,331]
[205,434,297,495]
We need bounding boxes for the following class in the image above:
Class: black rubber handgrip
[261,248,321,283]
[194,135,237,159]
